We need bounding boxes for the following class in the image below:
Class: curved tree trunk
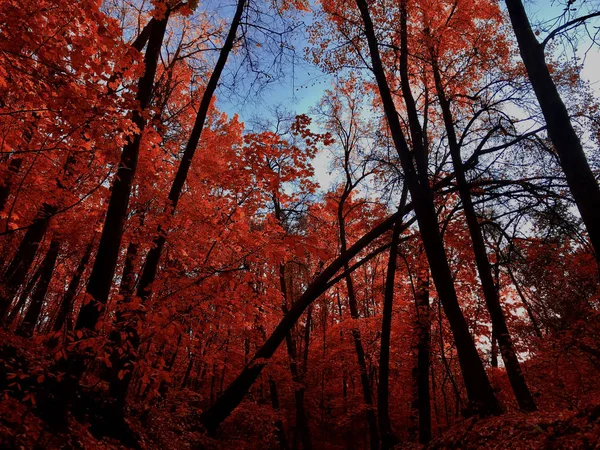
[198,208,410,434]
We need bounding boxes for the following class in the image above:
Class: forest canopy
[1,0,600,448]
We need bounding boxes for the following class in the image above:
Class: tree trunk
[135,0,247,303]
[413,269,431,445]
[198,209,410,434]
[378,188,408,449]
[338,199,379,450]
[4,257,43,327]
[39,12,171,427]
[0,157,23,213]
[107,0,246,408]
[53,236,95,333]
[355,0,501,415]
[16,239,59,337]
[75,11,170,332]
[504,0,600,260]
[269,378,289,450]
[279,264,312,450]
[430,54,537,412]
[0,203,56,319]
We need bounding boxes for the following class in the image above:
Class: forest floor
[1,331,600,449]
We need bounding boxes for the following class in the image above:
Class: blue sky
[213,0,600,190]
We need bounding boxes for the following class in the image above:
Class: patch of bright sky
[215,0,600,192]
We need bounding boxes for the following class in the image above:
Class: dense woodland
[1,0,600,448]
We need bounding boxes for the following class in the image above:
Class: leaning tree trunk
[4,257,43,328]
[135,0,247,303]
[16,239,59,338]
[75,10,170,333]
[52,236,95,333]
[198,207,410,434]
[40,11,171,426]
[107,0,247,408]
[430,54,537,412]
[504,0,600,260]
[0,203,56,319]
[355,0,501,415]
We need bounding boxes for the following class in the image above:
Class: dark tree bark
[39,12,171,426]
[430,53,537,412]
[273,197,312,450]
[0,157,22,213]
[279,263,312,450]
[52,236,95,333]
[337,192,379,450]
[413,269,431,445]
[106,0,246,408]
[106,240,141,407]
[355,0,501,415]
[269,378,290,450]
[505,263,543,339]
[0,203,56,319]
[75,11,170,332]
[4,257,43,327]
[198,208,411,434]
[16,239,59,338]
[378,188,408,449]
[135,0,247,303]
[504,0,600,260]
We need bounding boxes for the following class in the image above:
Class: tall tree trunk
[106,240,140,407]
[274,196,312,450]
[378,188,408,449]
[0,157,23,213]
[53,236,95,333]
[269,378,290,450]
[430,54,537,412]
[355,0,501,415]
[107,0,246,408]
[41,12,171,425]
[75,10,170,332]
[338,199,379,450]
[504,0,600,260]
[16,239,59,337]
[135,0,247,303]
[0,203,56,319]
[279,264,312,450]
[505,263,543,339]
[4,257,43,327]
[413,269,431,445]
